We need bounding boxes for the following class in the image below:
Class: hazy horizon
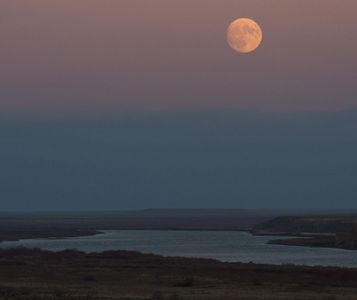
[1,109,356,211]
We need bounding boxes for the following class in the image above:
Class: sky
[1,1,357,210]
[1,110,357,211]
[1,0,357,116]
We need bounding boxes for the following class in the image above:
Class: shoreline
[0,227,346,252]
[0,228,102,244]
[252,231,357,251]
[0,228,253,244]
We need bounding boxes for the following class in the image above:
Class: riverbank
[2,210,357,252]
[0,228,101,243]
[267,235,336,248]
[0,247,357,300]
[252,214,357,250]
[0,210,274,244]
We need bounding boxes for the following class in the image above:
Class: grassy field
[0,248,356,300]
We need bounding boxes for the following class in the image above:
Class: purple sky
[1,0,357,116]
[1,1,357,210]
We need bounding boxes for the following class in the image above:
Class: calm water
[2,230,357,267]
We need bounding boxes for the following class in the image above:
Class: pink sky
[1,0,357,116]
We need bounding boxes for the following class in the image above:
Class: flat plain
[0,247,357,300]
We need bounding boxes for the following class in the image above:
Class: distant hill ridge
[252,215,357,235]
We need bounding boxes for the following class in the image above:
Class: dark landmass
[0,209,290,231]
[253,215,357,250]
[2,210,357,299]
[268,236,336,248]
[0,209,286,243]
[0,228,101,243]
[252,215,357,235]
[2,210,357,251]
[0,247,357,300]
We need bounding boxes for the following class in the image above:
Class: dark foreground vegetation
[1,247,357,300]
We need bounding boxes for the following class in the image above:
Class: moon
[227,18,263,54]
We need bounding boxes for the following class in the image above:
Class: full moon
[227,18,263,54]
